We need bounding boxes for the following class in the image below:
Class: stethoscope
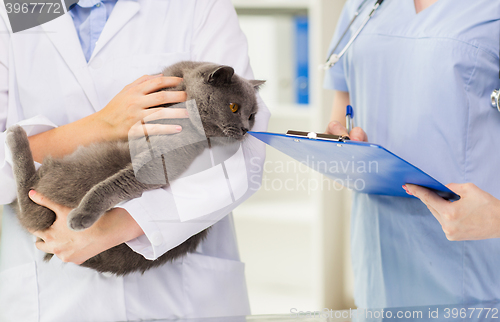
[322,0,500,112]
[321,0,384,70]
[493,77,500,112]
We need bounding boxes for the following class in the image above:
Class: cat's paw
[43,253,54,262]
[6,124,24,135]
[5,125,26,150]
[67,208,97,231]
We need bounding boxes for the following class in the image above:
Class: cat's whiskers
[222,126,243,138]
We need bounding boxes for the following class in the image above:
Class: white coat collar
[89,0,140,62]
[39,0,140,111]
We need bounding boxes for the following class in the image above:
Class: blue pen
[346,105,354,134]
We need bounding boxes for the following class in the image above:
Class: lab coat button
[151,232,163,246]
[101,272,114,278]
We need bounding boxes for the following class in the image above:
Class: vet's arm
[28,75,188,163]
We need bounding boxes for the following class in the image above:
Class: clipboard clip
[286,130,350,142]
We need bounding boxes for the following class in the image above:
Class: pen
[346,105,354,134]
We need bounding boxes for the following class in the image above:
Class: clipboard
[250,130,460,201]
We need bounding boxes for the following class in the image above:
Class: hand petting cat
[28,189,144,264]
[95,74,189,141]
[28,74,189,163]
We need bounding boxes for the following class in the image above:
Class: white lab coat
[0,0,269,321]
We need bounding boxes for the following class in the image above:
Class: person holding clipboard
[324,0,500,309]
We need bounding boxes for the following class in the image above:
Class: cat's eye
[248,113,255,121]
[229,103,239,113]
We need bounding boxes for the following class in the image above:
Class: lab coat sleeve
[121,0,270,260]
[0,12,60,205]
[323,0,358,92]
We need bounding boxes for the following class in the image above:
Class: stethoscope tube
[322,0,385,70]
[327,0,370,56]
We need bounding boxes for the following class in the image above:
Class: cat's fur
[6,61,263,276]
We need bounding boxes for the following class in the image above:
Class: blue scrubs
[325,0,500,309]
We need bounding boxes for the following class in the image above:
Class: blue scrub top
[325,0,500,309]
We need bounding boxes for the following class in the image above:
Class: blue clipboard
[250,131,460,201]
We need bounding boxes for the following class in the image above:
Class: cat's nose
[241,127,249,135]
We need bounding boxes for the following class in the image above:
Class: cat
[6,61,264,276]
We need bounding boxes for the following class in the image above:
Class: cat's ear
[249,80,266,90]
[206,66,234,85]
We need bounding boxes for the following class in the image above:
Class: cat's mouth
[221,126,247,140]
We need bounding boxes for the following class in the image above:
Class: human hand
[96,74,189,141]
[28,190,143,264]
[404,183,500,241]
[325,121,368,142]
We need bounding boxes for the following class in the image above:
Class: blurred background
[229,0,354,315]
[0,0,353,316]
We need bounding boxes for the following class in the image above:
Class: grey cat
[6,61,264,276]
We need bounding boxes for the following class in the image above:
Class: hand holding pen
[346,104,354,134]
[326,105,368,142]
